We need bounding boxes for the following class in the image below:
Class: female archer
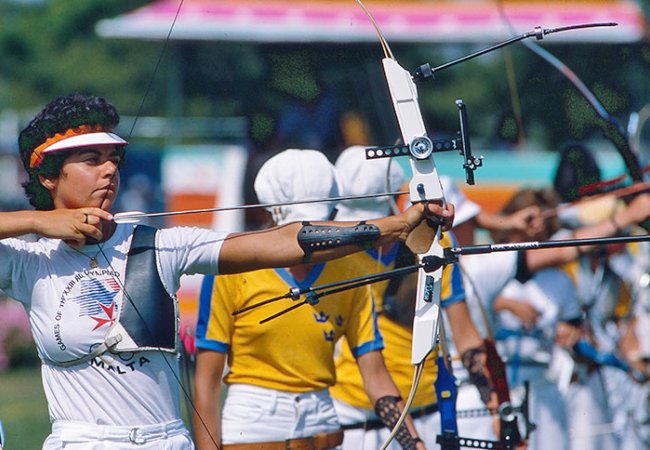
[0,93,453,450]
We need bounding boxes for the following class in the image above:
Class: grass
[0,366,50,450]
[0,359,200,450]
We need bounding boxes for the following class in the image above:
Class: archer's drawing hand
[36,208,113,245]
[507,206,543,238]
[622,193,650,225]
[555,321,582,349]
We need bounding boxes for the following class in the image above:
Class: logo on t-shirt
[71,278,121,330]
[313,311,330,323]
[51,271,121,354]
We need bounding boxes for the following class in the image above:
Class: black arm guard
[374,395,422,450]
[298,221,380,263]
[461,345,495,405]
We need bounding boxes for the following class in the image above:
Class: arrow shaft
[114,191,408,223]
[247,262,427,321]
[453,233,650,257]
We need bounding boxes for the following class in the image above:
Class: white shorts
[43,419,193,450]
[456,383,498,442]
[332,398,440,450]
[221,384,340,444]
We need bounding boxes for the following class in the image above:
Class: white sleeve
[533,269,581,321]
[462,251,518,306]
[0,237,39,305]
[155,227,228,294]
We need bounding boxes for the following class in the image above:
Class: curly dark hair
[18,93,122,210]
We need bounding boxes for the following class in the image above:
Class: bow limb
[523,40,643,183]
[495,0,644,183]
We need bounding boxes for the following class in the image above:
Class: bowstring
[378,362,425,450]
[355,2,452,447]
[103,0,186,209]
[114,190,409,223]
[91,1,222,448]
[96,246,218,448]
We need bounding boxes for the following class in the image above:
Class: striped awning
[96,0,647,44]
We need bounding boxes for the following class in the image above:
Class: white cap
[334,145,405,221]
[254,149,341,225]
[440,175,480,226]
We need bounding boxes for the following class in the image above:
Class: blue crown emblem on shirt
[335,315,344,327]
[323,330,335,341]
[314,311,330,323]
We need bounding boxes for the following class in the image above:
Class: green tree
[0,0,161,116]
[1,0,648,161]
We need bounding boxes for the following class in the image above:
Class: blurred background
[1,0,649,448]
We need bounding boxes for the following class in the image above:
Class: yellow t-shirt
[330,233,465,409]
[195,257,382,393]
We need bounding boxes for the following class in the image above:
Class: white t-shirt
[0,223,227,426]
[460,251,520,336]
[449,251,519,381]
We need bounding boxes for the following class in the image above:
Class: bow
[354,0,444,431]
[353,2,487,448]
[495,0,645,185]
[357,2,528,448]
[356,5,637,448]
[356,1,534,447]
[354,0,485,366]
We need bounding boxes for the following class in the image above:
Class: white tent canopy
[96,0,647,44]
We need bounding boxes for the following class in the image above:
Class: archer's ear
[38,174,58,192]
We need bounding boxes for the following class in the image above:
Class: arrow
[112,191,407,223]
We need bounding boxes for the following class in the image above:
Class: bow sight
[365,99,483,186]
[365,22,619,189]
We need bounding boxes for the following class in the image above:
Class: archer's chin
[98,197,117,212]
